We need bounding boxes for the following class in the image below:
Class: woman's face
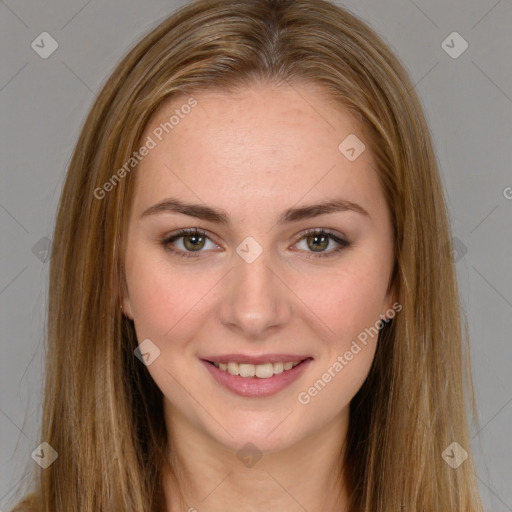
[122,83,395,453]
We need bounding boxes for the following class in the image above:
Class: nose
[217,247,293,340]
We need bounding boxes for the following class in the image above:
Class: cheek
[296,261,387,342]
[125,242,222,348]
[294,269,383,413]
[128,267,206,338]
[291,260,386,404]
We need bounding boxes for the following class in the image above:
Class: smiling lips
[201,355,313,397]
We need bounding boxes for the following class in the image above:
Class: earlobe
[382,285,398,320]
[119,272,134,319]
[121,297,134,320]
[379,292,397,332]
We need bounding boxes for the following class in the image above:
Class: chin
[210,417,307,455]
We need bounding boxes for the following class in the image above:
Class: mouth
[201,357,313,397]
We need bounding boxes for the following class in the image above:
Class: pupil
[309,235,328,252]
[185,235,204,250]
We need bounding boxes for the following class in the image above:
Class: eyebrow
[140,197,370,225]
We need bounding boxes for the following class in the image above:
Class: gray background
[1,0,511,509]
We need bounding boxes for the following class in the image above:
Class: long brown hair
[12,0,484,510]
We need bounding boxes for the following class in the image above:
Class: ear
[381,277,398,319]
[120,273,134,320]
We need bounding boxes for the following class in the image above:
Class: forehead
[132,83,384,220]
[144,83,360,163]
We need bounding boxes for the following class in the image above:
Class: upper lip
[202,354,313,365]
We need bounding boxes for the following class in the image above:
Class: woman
[12,0,485,510]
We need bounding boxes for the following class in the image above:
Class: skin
[122,82,396,512]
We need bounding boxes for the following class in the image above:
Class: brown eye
[182,233,206,251]
[306,233,330,252]
[161,227,349,260]
[161,228,218,259]
[295,229,350,259]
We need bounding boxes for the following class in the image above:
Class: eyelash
[160,227,350,260]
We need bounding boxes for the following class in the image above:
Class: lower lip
[201,358,313,398]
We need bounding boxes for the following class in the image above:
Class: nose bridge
[218,240,291,338]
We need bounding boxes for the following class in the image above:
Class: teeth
[272,362,284,375]
[213,360,301,378]
[227,362,239,376]
[239,363,255,377]
[255,363,273,378]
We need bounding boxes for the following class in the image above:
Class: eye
[160,228,220,259]
[160,228,350,259]
[293,228,350,259]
